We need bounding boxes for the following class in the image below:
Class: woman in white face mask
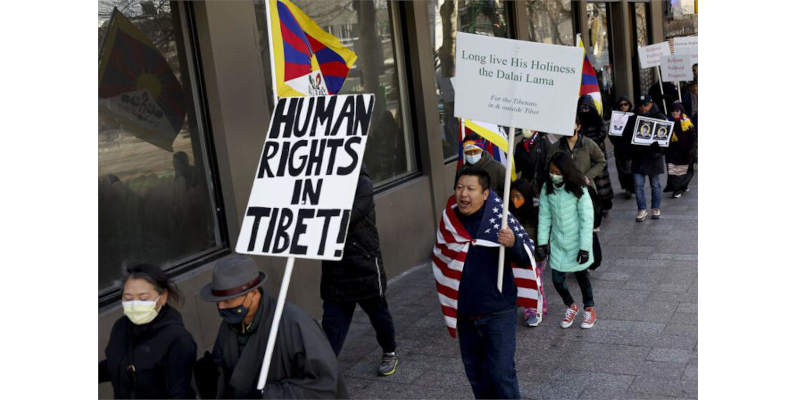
[100,264,198,399]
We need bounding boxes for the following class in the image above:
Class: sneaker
[560,303,579,328]
[652,209,661,219]
[636,210,648,222]
[581,307,597,329]
[624,191,633,200]
[378,352,398,376]
[672,192,682,198]
[523,308,541,327]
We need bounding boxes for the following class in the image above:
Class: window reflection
[587,2,613,119]
[98,1,220,296]
[528,0,574,46]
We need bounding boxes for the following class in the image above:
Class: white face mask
[122,296,161,325]
[465,153,481,165]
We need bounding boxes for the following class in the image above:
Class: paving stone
[670,312,698,325]
[602,301,677,323]
[676,303,698,313]
[560,343,651,375]
[634,361,687,380]
[628,376,698,398]
[646,348,693,363]
[661,322,698,339]
[345,360,426,384]
[594,319,668,335]
[683,364,698,381]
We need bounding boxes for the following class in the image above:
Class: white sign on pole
[630,116,674,147]
[609,111,634,136]
[453,32,584,136]
[660,55,693,82]
[236,94,375,260]
[638,42,671,69]
[673,36,698,66]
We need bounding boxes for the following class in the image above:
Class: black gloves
[576,250,589,264]
[650,142,662,150]
[194,351,219,399]
[535,245,549,260]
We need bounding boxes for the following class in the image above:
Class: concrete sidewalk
[338,157,698,399]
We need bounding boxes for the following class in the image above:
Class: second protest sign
[236,94,375,260]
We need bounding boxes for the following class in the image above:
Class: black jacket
[514,134,550,196]
[626,104,668,176]
[100,305,197,399]
[609,95,634,161]
[321,165,387,302]
[577,95,608,152]
[202,292,348,399]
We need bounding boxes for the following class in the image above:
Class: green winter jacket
[537,184,594,272]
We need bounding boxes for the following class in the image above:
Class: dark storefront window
[632,2,654,96]
[663,0,698,40]
[254,0,419,187]
[527,0,574,46]
[429,0,512,162]
[98,1,224,300]
[586,2,614,119]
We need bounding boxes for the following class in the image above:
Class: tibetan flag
[270,0,357,97]
[457,119,517,181]
[98,9,185,152]
[576,34,603,117]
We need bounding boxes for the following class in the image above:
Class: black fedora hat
[200,256,267,302]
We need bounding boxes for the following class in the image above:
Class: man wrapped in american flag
[432,167,542,399]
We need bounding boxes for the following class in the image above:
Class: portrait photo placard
[631,116,674,147]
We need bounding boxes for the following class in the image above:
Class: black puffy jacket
[514,133,550,196]
[100,305,197,399]
[321,165,387,302]
[577,95,608,152]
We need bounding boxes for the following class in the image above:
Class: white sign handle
[257,256,295,392]
[497,126,515,292]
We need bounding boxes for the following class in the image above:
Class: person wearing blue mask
[99,263,197,399]
[455,133,506,197]
[195,256,348,399]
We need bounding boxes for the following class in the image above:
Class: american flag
[432,191,543,338]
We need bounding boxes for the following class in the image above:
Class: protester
[456,133,506,196]
[509,178,548,327]
[577,95,614,216]
[434,167,541,399]
[99,263,197,399]
[664,103,697,198]
[648,81,680,112]
[195,256,347,399]
[626,95,668,222]
[609,96,636,199]
[536,152,597,329]
[514,129,551,195]
[321,164,398,376]
[682,80,698,130]
[545,118,607,194]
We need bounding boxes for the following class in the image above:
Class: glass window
[633,2,655,95]
[663,0,698,40]
[429,0,512,161]
[586,2,614,119]
[527,0,574,46]
[98,1,223,299]
[254,0,418,187]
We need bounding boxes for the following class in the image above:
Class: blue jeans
[322,296,396,356]
[457,307,520,399]
[633,173,662,211]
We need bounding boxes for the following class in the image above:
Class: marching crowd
[99,72,698,399]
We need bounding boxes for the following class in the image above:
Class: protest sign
[673,36,698,65]
[236,94,375,260]
[638,42,671,69]
[453,32,583,136]
[609,111,634,136]
[660,55,693,82]
[631,116,674,147]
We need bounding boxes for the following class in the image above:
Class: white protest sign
[453,32,583,136]
[638,42,671,69]
[673,36,698,65]
[660,55,693,82]
[630,116,674,147]
[609,111,634,136]
[236,94,375,260]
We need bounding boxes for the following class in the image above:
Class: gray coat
[545,135,606,192]
[210,293,348,399]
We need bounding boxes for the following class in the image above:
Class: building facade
[98,0,696,396]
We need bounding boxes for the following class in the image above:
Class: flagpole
[265,0,279,106]
[257,257,295,392]
[655,65,667,112]
[676,81,682,103]
[497,125,515,292]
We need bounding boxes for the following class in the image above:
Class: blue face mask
[219,296,251,325]
[465,153,481,165]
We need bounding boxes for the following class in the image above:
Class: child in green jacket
[536,151,597,329]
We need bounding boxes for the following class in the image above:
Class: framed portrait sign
[631,116,674,147]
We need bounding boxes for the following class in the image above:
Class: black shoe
[602,210,609,218]
[624,191,632,199]
[378,352,398,376]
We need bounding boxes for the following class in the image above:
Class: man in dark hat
[194,256,348,399]
[624,94,668,222]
